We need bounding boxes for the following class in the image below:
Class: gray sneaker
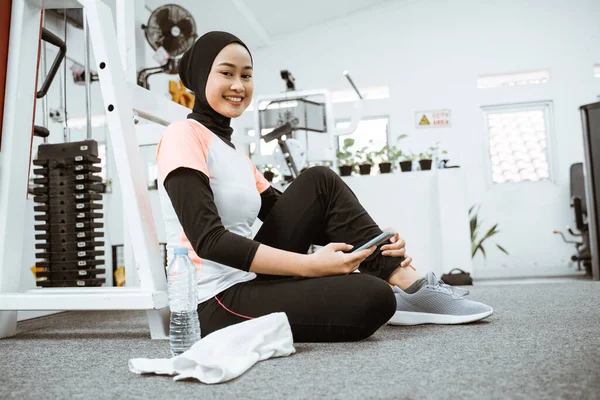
[388,271,493,325]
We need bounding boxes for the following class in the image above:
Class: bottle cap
[174,247,188,256]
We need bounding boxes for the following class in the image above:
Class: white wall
[22,0,600,290]
[234,0,600,278]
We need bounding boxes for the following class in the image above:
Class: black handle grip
[33,125,50,138]
[37,28,67,99]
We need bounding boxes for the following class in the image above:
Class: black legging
[197,166,401,342]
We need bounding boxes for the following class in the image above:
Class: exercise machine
[554,162,592,275]
[251,71,364,180]
[578,101,600,281]
[0,0,189,339]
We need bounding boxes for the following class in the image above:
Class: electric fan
[138,4,197,89]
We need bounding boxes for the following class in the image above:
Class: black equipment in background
[280,70,296,91]
[138,4,197,89]
[579,101,600,280]
[555,162,592,275]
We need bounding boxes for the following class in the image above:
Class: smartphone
[351,231,395,253]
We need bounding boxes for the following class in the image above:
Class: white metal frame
[0,0,189,339]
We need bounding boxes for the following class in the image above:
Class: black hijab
[178,31,252,147]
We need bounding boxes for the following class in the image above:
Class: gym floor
[1,277,599,399]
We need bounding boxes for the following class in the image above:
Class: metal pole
[41,13,48,143]
[343,71,363,100]
[83,9,92,139]
[62,10,69,143]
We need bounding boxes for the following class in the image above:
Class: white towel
[128,312,295,384]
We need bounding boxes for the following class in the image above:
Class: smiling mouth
[223,96,244,104]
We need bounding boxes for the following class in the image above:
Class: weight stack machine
[32,140,106,287]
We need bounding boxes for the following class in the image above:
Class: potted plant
[399,152,414,172]
[418,150,434,171]
[336,138,356,176]
[355,146,376,175]
[470,205,509,259]
[375,135,408,173]
[374,146,393,173]
[263,165,278,182]
[419,143,449,171]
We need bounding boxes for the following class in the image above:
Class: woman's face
[205,43,253,118]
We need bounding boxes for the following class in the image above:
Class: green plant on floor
[469,205,509,259]
[336,138,356,166]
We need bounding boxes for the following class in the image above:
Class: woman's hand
[303,243,376,278]
[380,229,413,268]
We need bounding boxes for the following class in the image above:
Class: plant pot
[399,161,413,172]
[358,164,372,175]
[339,165,353,176]
[263,171,274,182]
[378,162,392,174]
[419,159,433,171]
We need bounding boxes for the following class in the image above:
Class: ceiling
[143,0,396,50]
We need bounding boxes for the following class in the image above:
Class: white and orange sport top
[156,119,279,303]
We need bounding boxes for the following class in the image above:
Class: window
[336,118,389,174]
[336,118,389,151]
[478,69,550,89]
[482,102,553,184]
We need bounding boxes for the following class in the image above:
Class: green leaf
[496,244,509,255]
[478,244,487,259]
[470,215,478,241]
[469,205,476,215]
[481,224,499,241]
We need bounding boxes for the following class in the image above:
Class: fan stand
[137,58,178,90]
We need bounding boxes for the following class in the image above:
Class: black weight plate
[36,259,105,270]
[33,193,103,205]
[34,222,104,232]
[34,203,103,213]
[37,140,99,159]
[35,231,103,241]
[33,154,101,167]
[32,183,104,195]
[35,249,105,261]
[35,212,104,222]
[35,241,105,252]
[36,269,105,279]
[36,278,105,288]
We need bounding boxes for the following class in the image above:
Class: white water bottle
[167,247,201,356]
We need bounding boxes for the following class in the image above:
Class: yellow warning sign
[416,110,451,129]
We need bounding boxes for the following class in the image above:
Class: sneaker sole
[387,308,493,325]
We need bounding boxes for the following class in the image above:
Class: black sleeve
[258,186,282,221]
[163,167,260,272]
